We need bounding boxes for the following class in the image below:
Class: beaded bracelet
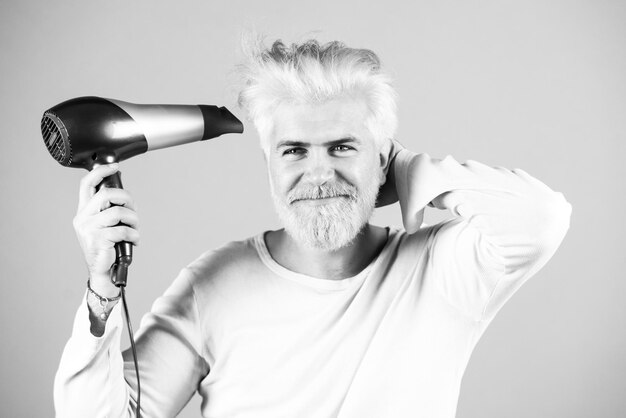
[87,279,121,321]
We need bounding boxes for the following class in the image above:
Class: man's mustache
[288,182,358,204]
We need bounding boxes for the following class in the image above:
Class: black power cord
[112,264,141,418]
[120,287,141,417]
[110,232,141,417]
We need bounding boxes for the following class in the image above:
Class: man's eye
[331,145,353,152]
[283,148,306,156]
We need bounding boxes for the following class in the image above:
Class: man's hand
[377,140,435,233]
[73,164,140,298]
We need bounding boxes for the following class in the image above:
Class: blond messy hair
[236,36,398,155]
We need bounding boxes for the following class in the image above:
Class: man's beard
[270,175,380,251]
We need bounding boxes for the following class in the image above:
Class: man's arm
[54,164,210,417]
[54,268,209,418]
[387,143,572,320]
[54,292,133,417]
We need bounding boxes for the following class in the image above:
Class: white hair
[236,37,398,155]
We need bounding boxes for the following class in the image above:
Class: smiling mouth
[291,195,350,204]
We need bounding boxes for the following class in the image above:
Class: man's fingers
[77,164,120,211]
[83,187,136,215]
[102,226,140,246]
[93,206,140,229]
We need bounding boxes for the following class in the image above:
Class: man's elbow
[539,191,573,249]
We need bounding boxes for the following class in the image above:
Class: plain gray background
[1,1,624,417]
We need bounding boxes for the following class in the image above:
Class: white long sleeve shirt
[54,153,572,418]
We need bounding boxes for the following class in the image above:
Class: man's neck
[265,224,389,280]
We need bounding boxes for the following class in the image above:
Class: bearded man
[55,39,572,418]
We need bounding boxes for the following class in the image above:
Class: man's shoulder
[185,233,263,281]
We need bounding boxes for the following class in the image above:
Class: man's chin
[282,218,370,252]
[286,229,355,252]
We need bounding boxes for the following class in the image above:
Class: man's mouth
[291,195,350,204]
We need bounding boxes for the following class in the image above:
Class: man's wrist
[89,272,121,298]
[86,279,120,336]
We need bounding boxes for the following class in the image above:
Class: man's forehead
[269,96,373,144]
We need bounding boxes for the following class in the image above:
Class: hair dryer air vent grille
[41,112,72,166]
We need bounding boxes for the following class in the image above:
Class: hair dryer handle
[96,171,133,287]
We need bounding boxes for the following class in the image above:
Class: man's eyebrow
[275,137,360,150]
[276,140,309,150]
[324,137,360,147]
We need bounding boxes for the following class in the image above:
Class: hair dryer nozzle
[199,106,244,140]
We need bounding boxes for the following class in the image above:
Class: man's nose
[303,153,335,186]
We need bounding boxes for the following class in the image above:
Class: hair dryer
[40,96,244,286]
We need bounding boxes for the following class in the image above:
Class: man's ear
[375,139,399,208]
[378,139,393,179]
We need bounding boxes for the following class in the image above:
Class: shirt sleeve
[54,268,209,418]
[395,152,573,321]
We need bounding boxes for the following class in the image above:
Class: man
[55,39,572,417]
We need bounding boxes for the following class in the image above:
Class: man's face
[266,95,386,251]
